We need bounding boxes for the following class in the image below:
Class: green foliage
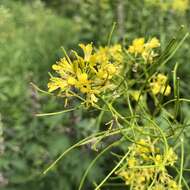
[0,1,102,190]
[0,0,190,190]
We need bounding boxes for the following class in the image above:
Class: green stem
[179,137,184,186]
[78,140,122,190]
[94,150,130,190]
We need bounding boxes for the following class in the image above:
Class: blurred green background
[0,0,190,189]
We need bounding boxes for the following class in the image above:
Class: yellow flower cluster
[145,0,189,13]
[150,73,171,96]
[48,43,123,105]
[128,37,160,63]
[172,0,189,12]
[117,138,180,190]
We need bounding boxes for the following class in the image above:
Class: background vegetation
[0,0,190,189]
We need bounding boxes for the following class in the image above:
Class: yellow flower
[153,154,163,165]
[128,37,160,63]
[128,38,145,54]
[77,73,88,83]
[172,0,189,12]
[79,43,93,62]
[92,44,123,66]
[168,179,182,190]
[90,94,98,103]
[150,82,161,95]
[106,64,116,75]
[52,58,73,75]
[160,85,171,96]
[137,174,146,183]
[151,82,171,96]
[165,148,178,166]
[92,47,109,64]
[136,138,152,154]
[96,69,108,79]
[67,76,76,85]
[157,73,167,84]
[150,74,171,96]
[146,37,160,49]
[116,138,178,189]
[48,43,123,106]
[109,44,123,63]
[118,171,134,185]
[127,157,137,167]
[48,77,67,92]
[76,73,91,93]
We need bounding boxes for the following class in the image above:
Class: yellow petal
[67,77,76,85]
[147,37,160,49]
[79,43,93,61]
[77,73,88,83]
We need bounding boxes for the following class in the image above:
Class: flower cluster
[128,37,160,63]
[172,0,189,12]
[116,138,180,190]
[150,73,171,96]
[129,73,171,103]
[145,0,189,13]
[48,43,123,105]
